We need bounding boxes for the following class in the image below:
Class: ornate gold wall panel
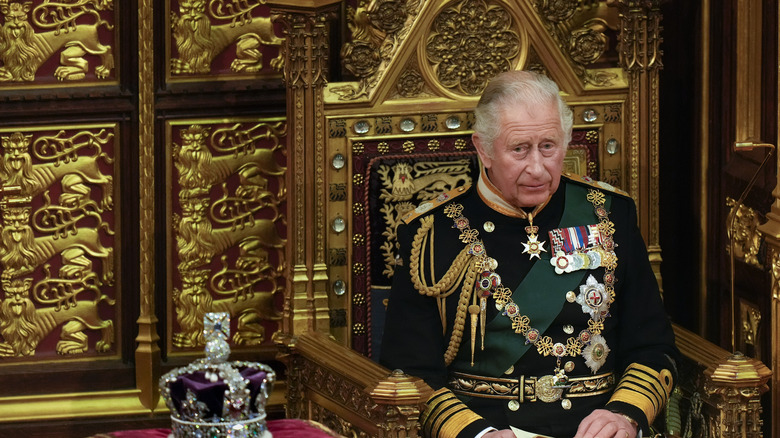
[165,118,287,353]
[0,124,119,362]
[166,0,284,81]
[0,0,290,433]
[0,0,117,87]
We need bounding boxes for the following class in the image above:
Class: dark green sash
[452,183,612,376]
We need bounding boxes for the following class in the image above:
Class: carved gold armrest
[671,324,770,438]
[278,331,433,438]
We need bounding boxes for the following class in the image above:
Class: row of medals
[447,200,617,412]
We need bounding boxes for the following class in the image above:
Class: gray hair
[473,70,573,156]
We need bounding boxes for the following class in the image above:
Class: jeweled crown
[159,313,275,438]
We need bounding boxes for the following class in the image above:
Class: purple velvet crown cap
[169,366,270,420]
[158,313,275,437]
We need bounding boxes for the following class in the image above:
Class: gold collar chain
[443,189,618,385]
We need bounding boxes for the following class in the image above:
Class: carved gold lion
[0,277,114,357]
[0,132,114,210]
[171,0,283,74]
[0,0,114,81]
[0,202,114,284]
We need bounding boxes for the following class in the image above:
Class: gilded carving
[375,160,472,278]
[618,0,662,72]
[739,300,761,361]
[425,0,521,96]
[170,0,283,75]
[0,275,114,357]
[342,40,381,78]
[535,0,577,23]
[0,0,114,82]
[0,195,114,283]
[569,20,608,65]
[333,0,424,100]
[369,0,407,33]
[1,130,114,209]
[0,126,116,358]
[726,197,764,269]
[171,121,286,348]
[397,67,424,98]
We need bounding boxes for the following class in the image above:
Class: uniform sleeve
[379,219,449,389]
[380,220,495,438]
[604,196,679,434]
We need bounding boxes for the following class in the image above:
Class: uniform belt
[448,371,615,403]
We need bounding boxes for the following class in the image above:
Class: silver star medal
[576,275,610,320]
[582,334,610,373]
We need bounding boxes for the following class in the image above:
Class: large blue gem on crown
[160,313,274,438]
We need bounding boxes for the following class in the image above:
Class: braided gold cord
[410,216,473,297]
[444,257,479,365]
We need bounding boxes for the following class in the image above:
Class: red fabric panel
[91,419,341,438]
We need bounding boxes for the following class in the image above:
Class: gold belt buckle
[535,375,565,403]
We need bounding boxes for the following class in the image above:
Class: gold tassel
[480,296,486,350]
[468,304,480,366]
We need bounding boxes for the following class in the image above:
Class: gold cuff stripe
[423,389,458,436]
[430,397,464,435]
[438,405,481,438]
[621,363,674,399]
[423,388,483,438]
[618,376,664,406]
[609,387,658,424]
[609,364,674,424]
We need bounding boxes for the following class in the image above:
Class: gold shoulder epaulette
[563,172,630,197]
[401,184,471,224]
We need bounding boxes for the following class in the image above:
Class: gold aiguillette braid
[409,215,479,365]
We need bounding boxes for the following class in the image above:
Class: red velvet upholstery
[89,419,342,438]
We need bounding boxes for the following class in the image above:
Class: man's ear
[472,133,492,169]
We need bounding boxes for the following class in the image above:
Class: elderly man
[380,70,678,438]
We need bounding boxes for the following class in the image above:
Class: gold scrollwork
[739,299,762,361]
[726,197,764,269]
[0,276,114,357]
[0,0,114,82]
[569,19,609,66]
[333,0,424,100]
[375,160,472,278]
[171,121,287,348]
[0,126,116,358]
[425,0,521,96]
[170,0,284,75]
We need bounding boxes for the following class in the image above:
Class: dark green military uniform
[380,171,678,438]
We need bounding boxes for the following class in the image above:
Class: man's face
[473,101,566,209]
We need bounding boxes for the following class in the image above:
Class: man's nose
[525,147,545,174]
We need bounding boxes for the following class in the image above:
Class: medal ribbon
[451,182,612,377]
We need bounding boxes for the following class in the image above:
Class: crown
[159,312,275,438]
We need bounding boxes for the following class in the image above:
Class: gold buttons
[483,221,495,232]
[504,365,514,375]
[566,291,576,303]
[507,400,520,411]
[561,399,572,410]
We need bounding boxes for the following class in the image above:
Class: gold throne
[267,1,772,437]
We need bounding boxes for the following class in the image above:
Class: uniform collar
[476,165,555,219]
